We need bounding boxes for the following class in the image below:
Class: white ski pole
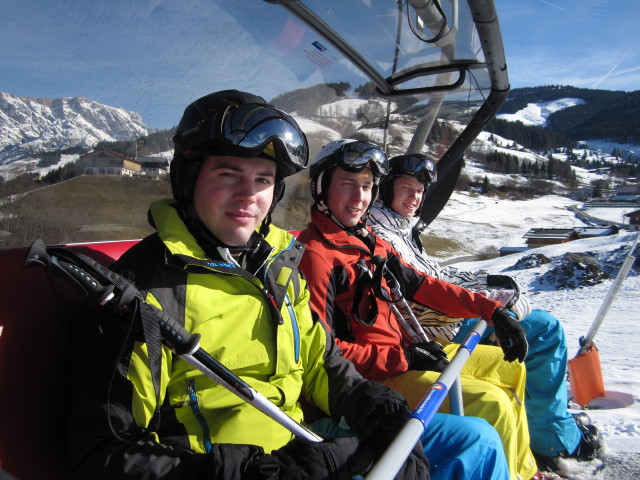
[25,239,323,443]
[366,319,487,480]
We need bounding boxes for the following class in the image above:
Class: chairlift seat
[0,240,137,480]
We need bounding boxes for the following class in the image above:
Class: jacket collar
[149,199,293,270]
[368,203,419,234]
[149,198,209,260]
[309,207,373,250]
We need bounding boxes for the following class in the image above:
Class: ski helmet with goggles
[170,90,309,208]
[310,139,389,208]
[379,154,438,215]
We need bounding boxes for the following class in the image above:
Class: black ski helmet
[170,89,309,210]
[310,139,389,211]
[379,154,438,215]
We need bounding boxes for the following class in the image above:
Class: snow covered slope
[436,197,640,479]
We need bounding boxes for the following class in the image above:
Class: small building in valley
[137,156,169,176]
[77,150,140,176]
[625,210,640,232]
[574,225,620,238]
[523,228,581,248]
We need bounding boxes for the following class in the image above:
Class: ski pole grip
[24,239,115,306]
[54,257,116,305]
[150,305,201,356]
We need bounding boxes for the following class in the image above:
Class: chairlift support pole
[576,232,639,357]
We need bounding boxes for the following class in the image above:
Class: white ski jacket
[368,203,528,341]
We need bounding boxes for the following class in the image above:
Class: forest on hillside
[492,86,640,146]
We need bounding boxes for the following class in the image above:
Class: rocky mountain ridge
[0,92,149,165]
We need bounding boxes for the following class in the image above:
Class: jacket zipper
[187,378,212,453]
[285,294,300,362]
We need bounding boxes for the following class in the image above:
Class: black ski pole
[24,239,322,443]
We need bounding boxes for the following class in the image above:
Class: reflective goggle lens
[220,104,309,175]
[395,155,437,183]
[341,142,389,176]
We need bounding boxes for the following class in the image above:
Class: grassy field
[0,173,318,248]
[0,175,172,248]
[0,173,464,260]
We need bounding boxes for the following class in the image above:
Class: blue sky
[0,0,638,129]
[499,0,640,92]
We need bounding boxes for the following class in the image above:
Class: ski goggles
[176,103,309,178]
[390,154,438,184]
[341,141,389,177]
[316,141,389,178]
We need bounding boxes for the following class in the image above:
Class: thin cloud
[613,65,640,76]
[536,0,565,11]
[592,54,627,89]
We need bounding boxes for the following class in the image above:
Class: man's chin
[216,227,256,247]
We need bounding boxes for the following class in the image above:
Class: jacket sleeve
[385,248,501,323]
[388,250,501,323]
[293,274,412,435]
[68,300,267,480]
[299,247,408,381]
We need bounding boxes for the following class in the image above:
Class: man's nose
[234,178,258,200]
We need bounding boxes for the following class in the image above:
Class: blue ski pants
[421,413,509,480]
[314,412,509,480]
[454,309,581,457]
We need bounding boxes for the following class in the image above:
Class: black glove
[486,274,520,291]
[263,436,365,479]
[358,397,430,480]
[338,380,429,478]
[491,307,528,363]
[404,341,450,372]
[397,442,430,480]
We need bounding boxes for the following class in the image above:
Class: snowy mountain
[492,86,640,156]
[494,93,640,160]
[496,98,587,127]
[0,92,149,165]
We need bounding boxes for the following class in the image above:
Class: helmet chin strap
[178,203,266,259]
[315,202,369,237]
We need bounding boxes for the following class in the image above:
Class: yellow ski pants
[380,343,537,480]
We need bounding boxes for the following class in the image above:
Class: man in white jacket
[368,153,602,474]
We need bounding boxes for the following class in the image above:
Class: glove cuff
[344,380,409,434]
[249,454,280,480]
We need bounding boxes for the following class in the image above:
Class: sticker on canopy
[304,43,334,68]
[312,41,326,52]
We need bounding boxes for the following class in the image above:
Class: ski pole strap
[377,259,430,343]
[40,241,165,423]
